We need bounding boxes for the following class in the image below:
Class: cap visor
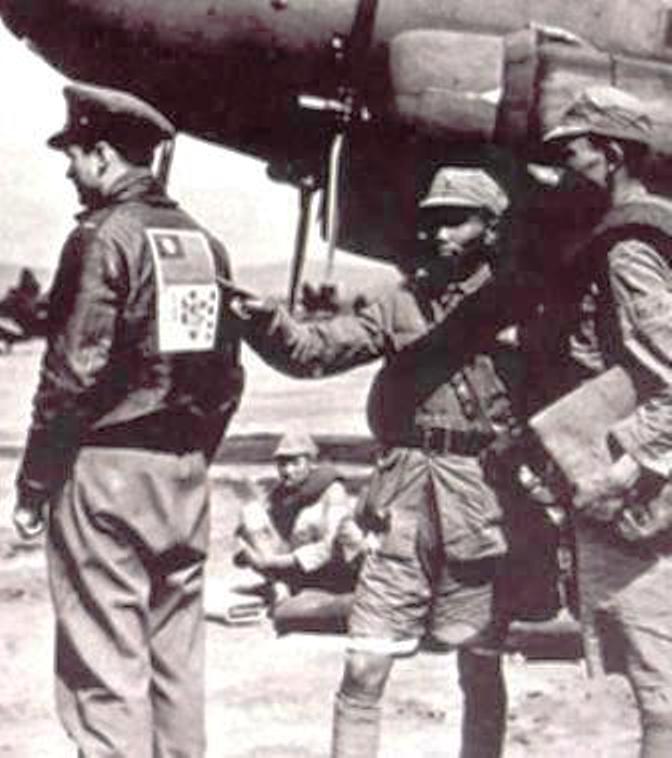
[419,196,480,209]
[47,129,75,150]
[543,123,589,144]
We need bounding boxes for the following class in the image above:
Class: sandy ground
[0,342,645,757]
[0,478,641,758]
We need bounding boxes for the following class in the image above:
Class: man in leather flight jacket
[12,82,244,757]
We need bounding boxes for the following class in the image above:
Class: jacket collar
[76,168,175,219]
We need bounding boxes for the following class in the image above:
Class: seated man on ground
[234,429,367,634]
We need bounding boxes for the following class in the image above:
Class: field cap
[273,429,318,459]
[419,167,508,216]
[543,85,652,145]
[48,81,175,151]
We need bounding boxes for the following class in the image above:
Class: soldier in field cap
[544,85,672,756]
[419,166,509,216]
[226,166,514,757]
[273,426,320,461]
[11,81,245,757]
[234,427,363,635]
[544,84,653,146]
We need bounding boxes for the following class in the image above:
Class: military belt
[388,427,493,457]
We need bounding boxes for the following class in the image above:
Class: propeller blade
[322,0,379,283]
[324,132,345,283]
[288,183,315,313]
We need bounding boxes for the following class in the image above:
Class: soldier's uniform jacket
[268,465,345,559]
[568,187,672,479]
[247,265,512,563]
[17,168,244,504]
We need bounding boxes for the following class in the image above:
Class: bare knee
[339,651,394,701]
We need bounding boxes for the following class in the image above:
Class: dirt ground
[0,342,644,757]
[0,474,641,758]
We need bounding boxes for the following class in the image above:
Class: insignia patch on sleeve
[146,228,220,353]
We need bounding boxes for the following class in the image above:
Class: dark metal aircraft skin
[3,0,672,261]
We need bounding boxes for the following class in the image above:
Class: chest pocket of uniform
[146,228,220,353]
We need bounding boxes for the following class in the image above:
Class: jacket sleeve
[16,228,127,503]
[607,238,672,477]
[245,298,391,378]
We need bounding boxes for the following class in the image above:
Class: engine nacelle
[388,30,504,142]
[388,26,672,160]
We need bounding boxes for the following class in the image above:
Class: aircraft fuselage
[2,0,672,158]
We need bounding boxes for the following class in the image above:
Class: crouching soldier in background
[234,428,365,634]
[227,167,513,758]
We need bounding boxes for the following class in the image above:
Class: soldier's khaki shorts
[348,548,499,655]
[350,500,503,652]
[348,449,504,655]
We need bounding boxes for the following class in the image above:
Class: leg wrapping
[331,691,382,758]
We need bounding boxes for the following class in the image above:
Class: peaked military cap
[419,167,509,217]
[544,85,653,146]
[273,429,319,459]
[48,81,175,151]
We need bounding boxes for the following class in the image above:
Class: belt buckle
[422,427,446,455]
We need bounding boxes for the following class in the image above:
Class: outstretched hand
[216,277,274,321]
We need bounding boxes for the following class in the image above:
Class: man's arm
[234,295,390,378]
[570,238,672,534]
[606,239,672,478]
[14,230,125,535]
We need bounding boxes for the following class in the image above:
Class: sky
[0,19,361,281]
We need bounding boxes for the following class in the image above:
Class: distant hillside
[0,257,401,304]
[235,256,400,300]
